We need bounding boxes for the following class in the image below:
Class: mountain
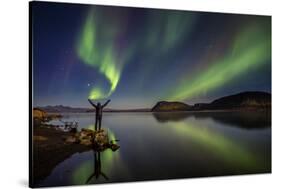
[151,101,192,112]
[203,91,271,110]
[37,105,150,113]
[104,108,150,112]
[38,91,271,113]
[152,91,271,112]
[37,105,91,113]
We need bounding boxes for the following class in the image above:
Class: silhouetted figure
[86,151,108,184]
[88,99,111,130]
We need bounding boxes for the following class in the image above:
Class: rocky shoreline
[32,124,89,184]
[32,120,119,185]
[64,128,120,151]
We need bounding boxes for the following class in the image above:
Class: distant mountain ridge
[37,105,91,113]
[36,105,150,113]
[37,91,271,113]
[152,91,271,112]
[202,91,271,110]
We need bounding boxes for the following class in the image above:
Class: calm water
[38,111,271,187]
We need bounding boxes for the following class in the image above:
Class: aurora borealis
[76,10,122,100]
[168,23,271,100]
[33,2,271,108]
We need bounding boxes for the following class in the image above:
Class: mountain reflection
[153,111,271,129]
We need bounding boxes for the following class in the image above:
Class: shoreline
[32,123,91,186]
[47,108,271,114]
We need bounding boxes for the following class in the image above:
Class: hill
[151,101,192,112]
[37,105,91,113]
[152,91,271,112]
[204,91,271,110]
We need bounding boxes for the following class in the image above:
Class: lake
[38,111,271,186]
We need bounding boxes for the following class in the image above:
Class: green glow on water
[170,121,260,170]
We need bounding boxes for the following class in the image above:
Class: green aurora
[76,9,197,101]
[168,22,271,101]
[76,10,122,100]
[34,3,271,108]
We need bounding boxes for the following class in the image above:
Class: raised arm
[102,99,111,108]
[88,99,97,108]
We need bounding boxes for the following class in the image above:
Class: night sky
[32,2,271,109]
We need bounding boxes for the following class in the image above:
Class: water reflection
[153,111,271,129]
[71,147,125,185]
[41,112,270,187]
[86,151,108,183]
[71,126,121,185]
[168,121,259,170]
[153,112,191,122]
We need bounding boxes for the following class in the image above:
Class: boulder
[62,128,120,151]
[93,129,109,147]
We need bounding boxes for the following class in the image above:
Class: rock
[110,144,120,151]
[94,130,109,147]
[33,108,62,124]
[81,128,94,133]
[80,128,95,139]
[80,139,92,146]
[33,108,48,123]
[33,108,47,119]
[62,128,120,151]
[74,133,80,138]
[65,136,78,143]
